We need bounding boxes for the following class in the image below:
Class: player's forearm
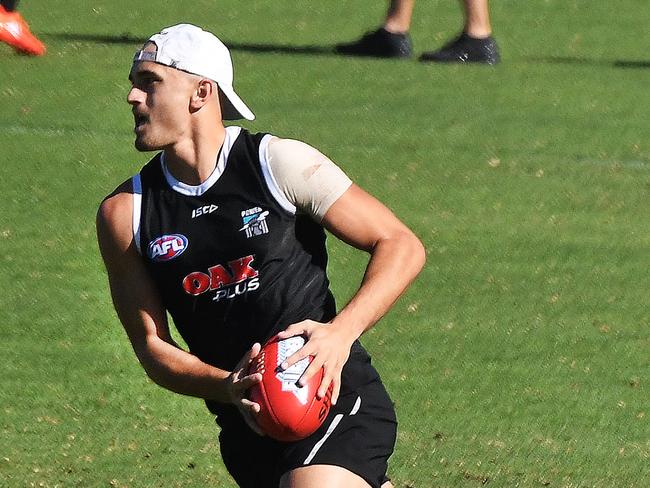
[332,230,425,339]
[134,337,233,403]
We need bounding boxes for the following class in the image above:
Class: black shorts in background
[217,379,397,488]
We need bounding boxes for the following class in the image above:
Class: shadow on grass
[43,34,650,67]
[613,60,650,69]
[527,56,650,69]
[44,32,336,56]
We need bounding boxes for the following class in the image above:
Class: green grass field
[1,1,649,486]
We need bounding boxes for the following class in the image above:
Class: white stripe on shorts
[303,395,362,465]
[350,396,362,416]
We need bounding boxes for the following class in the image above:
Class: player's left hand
[277,320,357,405]
[226,342,264,435]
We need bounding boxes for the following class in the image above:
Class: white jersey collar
[161,126,242,196]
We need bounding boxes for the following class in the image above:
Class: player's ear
[190,79,214,110]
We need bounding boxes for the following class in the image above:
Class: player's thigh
[279,464,371,488]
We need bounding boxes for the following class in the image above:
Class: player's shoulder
[267,136,306,149]
[98,179,133,220]
[96,178,135,247]
[265,137,320,164]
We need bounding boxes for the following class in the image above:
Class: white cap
[133,24,255,121]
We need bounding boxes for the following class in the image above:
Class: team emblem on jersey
[239,207,269,238]
[148,234,188,262]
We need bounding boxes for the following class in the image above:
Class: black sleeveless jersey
[133,127,378,418]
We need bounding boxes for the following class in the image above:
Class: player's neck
[163,124,226,186]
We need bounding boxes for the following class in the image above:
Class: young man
[0,1,45,56]
[336,0,499,64]
[97,24,425,488]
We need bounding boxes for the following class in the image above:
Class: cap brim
[219,85,255,121]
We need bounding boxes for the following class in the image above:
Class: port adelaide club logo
[148,234,188,262]
[240,206,269,238]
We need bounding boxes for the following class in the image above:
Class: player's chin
[133,136,159,152]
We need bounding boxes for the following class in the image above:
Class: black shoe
[335,27,412,59]
[419,33,500,64]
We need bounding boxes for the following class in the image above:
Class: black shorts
[217,379,397,488]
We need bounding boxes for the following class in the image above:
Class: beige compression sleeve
[266,137,352,221]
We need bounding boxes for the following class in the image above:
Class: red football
[247,335,332,442]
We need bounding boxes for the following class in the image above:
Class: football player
[97,24,425,488]
[336,0,499,64]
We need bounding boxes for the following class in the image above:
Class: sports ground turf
[1,1,649,486]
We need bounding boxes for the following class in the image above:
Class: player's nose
[127,86,144,106]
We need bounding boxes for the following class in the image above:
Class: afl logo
[148,234,188,262]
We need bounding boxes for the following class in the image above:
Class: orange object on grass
[0,5,45,56]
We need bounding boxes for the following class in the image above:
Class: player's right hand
[226,342,264,435]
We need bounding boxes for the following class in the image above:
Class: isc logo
[192,204,218,219]
[148,234,188,262]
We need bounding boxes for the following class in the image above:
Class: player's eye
[134,76,159,91]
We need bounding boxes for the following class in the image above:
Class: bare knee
[280,465,371,488]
